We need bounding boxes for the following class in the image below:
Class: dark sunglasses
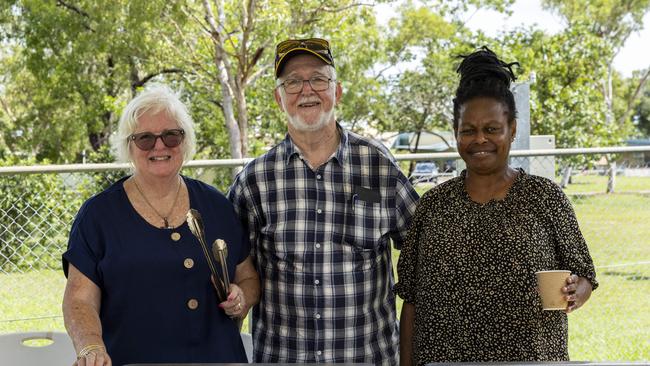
[128,129,185,151]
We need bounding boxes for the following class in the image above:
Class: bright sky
[463,0,650,77]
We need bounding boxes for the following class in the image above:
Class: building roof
[391,131,456,152]
[626,138,650,146]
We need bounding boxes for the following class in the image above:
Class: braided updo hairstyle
[452,46,519,130]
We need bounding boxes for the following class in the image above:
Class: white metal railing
[1,146,649,174]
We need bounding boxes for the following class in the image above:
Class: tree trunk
[604,63,614,125]
[560,165,572,188]
[235,85,249,157]
[407,130,422,177]
[607,161,616,194]
[218,67,243,161]
[203,0,243,171]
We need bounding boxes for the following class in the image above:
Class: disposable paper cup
[535,270,571,310]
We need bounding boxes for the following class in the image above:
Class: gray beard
[286,106,335,132]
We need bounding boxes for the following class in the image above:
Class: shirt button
[316,208,322,214]
[314,279,320,285]
[183,258,194,269]
[171,232,181,241]
[187,299,198,310]
[315,243,321,249]
[316,174,322,180]
[316,350,322,356]
[315,313,321,319]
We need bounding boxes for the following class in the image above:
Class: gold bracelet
[77,344,105,359]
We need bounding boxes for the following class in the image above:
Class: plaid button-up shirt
[228,126,419,365]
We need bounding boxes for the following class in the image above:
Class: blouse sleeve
[390,171,420,250]
[227,199,251,266]
[62,199,104,288]
[227,175,261,265]
[546,184,599,290]
[394,193,429,304]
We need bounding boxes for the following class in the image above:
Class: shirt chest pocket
[343,199,385,251]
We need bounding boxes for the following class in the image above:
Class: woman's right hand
[73,347,112,366]
[563,274,593,313]
[63,265,110,366]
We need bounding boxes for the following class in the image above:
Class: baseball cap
[274,37,335,78]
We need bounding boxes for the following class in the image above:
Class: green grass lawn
[0,269,251,335]
[0,269,66,333]
[565,194,650,360]
[562,174,650,194]
[1,183,649,360]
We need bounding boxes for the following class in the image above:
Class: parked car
[410,161,439,184]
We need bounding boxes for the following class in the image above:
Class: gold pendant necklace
[132,176,182,229]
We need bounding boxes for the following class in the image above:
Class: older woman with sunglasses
[62,84,259,366]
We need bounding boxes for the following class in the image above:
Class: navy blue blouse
[63,176,249,366]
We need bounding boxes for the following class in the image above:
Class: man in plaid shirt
[228,37,419,365]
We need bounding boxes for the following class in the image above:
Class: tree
[370,1,512,139]
[166,0,383,162]
[0,1,190,162]
[502,26,629,147]
[543,0,650,132]
[5,0,646,167]
[1,1,388,164]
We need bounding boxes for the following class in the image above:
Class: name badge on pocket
[353,186,381,204]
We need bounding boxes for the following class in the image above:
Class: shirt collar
[282,122,349,167]
[334,123,349,165]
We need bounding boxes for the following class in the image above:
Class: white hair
[111,84,196,164]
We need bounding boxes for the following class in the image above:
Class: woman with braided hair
[395,47,598,365]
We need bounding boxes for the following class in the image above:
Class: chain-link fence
[1,147,649,360]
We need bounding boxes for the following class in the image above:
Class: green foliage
[0,0,189,162]
[329,5,385,131]
[503,26,628,147]
[1,0,649,165]
[373,0,649,151]
[543,0,650,50]
[371,3,463,137]
[540,0,650,139]
[1,0,397,162]
[370,0,514,145]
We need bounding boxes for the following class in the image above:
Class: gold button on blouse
[187,298,198,310]
[183,258,194,269]
[171,232,181,241]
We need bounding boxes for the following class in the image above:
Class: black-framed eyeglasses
[128,129,185,150]
[278,76,335,94]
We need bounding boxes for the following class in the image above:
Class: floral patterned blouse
[395,169,598,365]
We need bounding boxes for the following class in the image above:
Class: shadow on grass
[602,270,650,281]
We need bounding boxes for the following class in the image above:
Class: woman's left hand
[219,283,247,318]
[563,275,593,313]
